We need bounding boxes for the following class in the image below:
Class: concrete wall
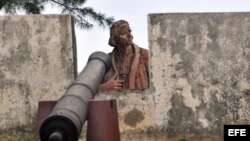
[1,13,250,141]
[0,15,77,134]
[90,12,250,141]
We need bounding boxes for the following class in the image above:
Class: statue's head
[108,20,133,47]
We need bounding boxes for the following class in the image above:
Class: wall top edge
[148,11,250,16]
[0,14,72,18]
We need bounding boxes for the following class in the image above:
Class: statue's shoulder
[139,47,148,56]
[107,51,114,57]
[139,47,149,61]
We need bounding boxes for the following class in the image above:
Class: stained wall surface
[89,12,250,141]
[0,15,77,134]
[1,13,250,141]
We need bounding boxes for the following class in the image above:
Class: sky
[2,0,250,72]
[72,0,250,72]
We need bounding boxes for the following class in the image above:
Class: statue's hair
[108,20,129,47]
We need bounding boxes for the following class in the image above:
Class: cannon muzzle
[39,51,111,141]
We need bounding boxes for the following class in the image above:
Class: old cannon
[39,51,112,141]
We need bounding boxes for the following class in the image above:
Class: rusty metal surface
[87,99,121,141]
[35,101,57,141]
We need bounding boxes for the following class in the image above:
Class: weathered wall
[0,15,77,134]
[147,12,250,140]
[1,13,250,141]
[86,12,250,141]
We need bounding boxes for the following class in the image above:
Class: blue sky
[2,0,250,72]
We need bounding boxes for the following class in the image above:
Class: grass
[0,134,35,141]
[178,138,188,141]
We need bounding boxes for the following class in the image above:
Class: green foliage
[0,134,35,141]
[0,0,45,14]
[0,0,114,29]
[178,138,188,141]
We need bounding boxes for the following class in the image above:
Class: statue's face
[115,24,133,47]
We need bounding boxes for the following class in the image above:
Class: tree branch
[50,0,94,28]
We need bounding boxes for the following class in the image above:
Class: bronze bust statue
[100,20,149,91]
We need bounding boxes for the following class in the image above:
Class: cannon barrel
[39,51,111,141]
